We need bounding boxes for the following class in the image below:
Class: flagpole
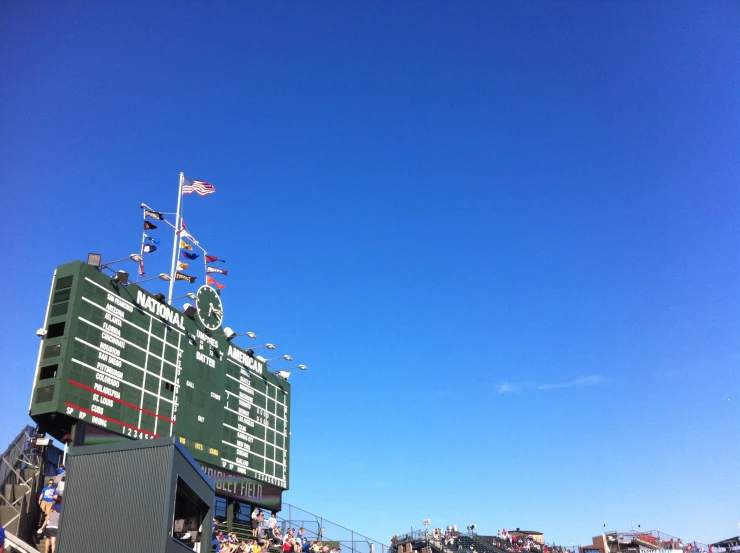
[168,172,184,304]
[137,208,146,281]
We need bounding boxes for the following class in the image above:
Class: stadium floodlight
[170,292,198,302]
[271,365,307,380]
[223,328,261,342]
[280,365,308,372]
[99,253,143,273]
[183,303,197,317]
[138,273,171,284]
[87,253,102,267]
[262,355,293,362]
[36,328,47,338]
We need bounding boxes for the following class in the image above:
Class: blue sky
[1,0,738,546]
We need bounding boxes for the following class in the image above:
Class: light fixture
[99,253,143,270]
[138,273,171,284]
[113,270,130,285]
[87,253,102,267]
[223,328,259,342]
[280,365,308,371]
[170,292,198,301]
[36,328,47,338]
[154,292,166,303]
[271,365,307,379]
[262,355,293,362]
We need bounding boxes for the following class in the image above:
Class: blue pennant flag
[181,251,199,260]
[143,233,160,245]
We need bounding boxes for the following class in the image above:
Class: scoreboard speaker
[57,436,215,553]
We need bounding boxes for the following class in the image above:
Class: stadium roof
[709,537,740,549]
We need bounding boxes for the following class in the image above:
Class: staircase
[0,426,60,548]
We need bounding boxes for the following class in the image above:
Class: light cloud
[497,375,605,394]
[497,382,518,394]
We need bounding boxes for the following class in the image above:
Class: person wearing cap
[39,495,62,553]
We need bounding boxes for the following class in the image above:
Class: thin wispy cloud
[497,375,605,394]
[497,382,518,394]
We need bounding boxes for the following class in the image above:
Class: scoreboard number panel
[30,261,290,490]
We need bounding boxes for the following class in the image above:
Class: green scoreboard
[30,261,290,505]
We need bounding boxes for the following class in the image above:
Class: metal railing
[212,503,388,553]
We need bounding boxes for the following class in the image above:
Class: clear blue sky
[1,0,738,546]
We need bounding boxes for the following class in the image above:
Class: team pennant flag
[181,251,199,260]
[175,272,197,283]
[138,261,145,276]
[143,244,157,254]
[183,178,216,196]
[144,209,164,220]
[177,261,189,270]
[144,233,160,244]
[206,266,228,275]
[207,276,226,289]
[180,230,198,244]
[144,221,157,230]
[205,255,226,263]
[179,240,193,251]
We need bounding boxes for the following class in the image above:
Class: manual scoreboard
[30,261,290,496]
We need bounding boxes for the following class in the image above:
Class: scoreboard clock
[195,285,224,330]
[29,261,290,506]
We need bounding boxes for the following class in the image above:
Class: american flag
[182,177,216,196]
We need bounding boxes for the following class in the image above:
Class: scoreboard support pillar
[226,500,236,531]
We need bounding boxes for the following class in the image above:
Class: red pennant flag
[207,276,226,289]
[144,221,157,230]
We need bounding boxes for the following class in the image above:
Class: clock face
[195,285,224,330]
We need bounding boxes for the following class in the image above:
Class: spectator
[252,508,263,537]
[299,527,310,553]
[0,524,5,553]
[38,495,62,553]
[38,479,57,520]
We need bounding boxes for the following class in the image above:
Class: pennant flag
[144,233,160,244]
[183,178,216,196]
[142,244,157,254]
[144,209,164,220]
[206,255,226,263]
[180,229,199,245]
[181,251,199,260]
[179,240,193,251]
[144,221,157,230]
[207,276,226,289]
[177,261,189,270]
[206,266,228,275]
[138,261,145,276]
[176,219,187,235]
[175,272,197,283]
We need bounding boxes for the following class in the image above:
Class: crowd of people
[36,464,66,553]
[399,524,710,553]
[213,509,338,553]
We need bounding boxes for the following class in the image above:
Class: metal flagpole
[168,172,184,304]
[137,207,147,282]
